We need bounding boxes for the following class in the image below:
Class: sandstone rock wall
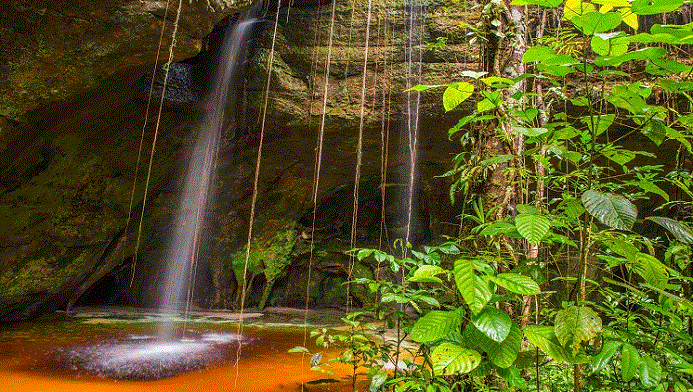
[0,0,480,321]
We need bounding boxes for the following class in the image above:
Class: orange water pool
[0,317,370,392]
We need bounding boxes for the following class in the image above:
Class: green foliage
[471,307,512,343]
[581,190,637,230]
[554,306,602,348]
[431,343,481,375]
[304,0,693,390]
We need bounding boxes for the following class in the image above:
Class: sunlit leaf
[554,306,602,347]
[454,259,492,314]
[633,252,669,289]
[621,343,641,382]
[524,325,577,363]
[472,307,512,342]
[639,356,662,388]
[443,82,474,112]
[431,343,481,375]
[511,0,562,6]
[411,310,463,342]
[564,0,596,20]
[572,12,622,34]
[595,47,666,67]
[591,340,622,371]
[646,58,692,75]
[522,46,556,63]
[487,322,522,368]
[591,34,628,56]
[410,265,447,284]
[631,0,683,15]
[489,273,541,295]
[620,8,638,30]
[515,214,551,245]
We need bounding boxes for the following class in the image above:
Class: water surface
[0,317,368,392]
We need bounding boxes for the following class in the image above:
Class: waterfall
[157,1,262,339]
[404,0,426,246]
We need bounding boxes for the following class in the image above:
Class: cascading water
[50,5,263,380]
[403,0,426,246]
[157,2,262,340]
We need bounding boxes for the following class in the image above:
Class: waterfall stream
[157,2,262,340]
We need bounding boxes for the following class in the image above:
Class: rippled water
[0,318,368,392]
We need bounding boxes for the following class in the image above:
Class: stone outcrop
[0,0,479,321]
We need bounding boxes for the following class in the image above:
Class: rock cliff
[0,0,478,321]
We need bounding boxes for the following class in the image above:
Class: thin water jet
[157,2,262,340]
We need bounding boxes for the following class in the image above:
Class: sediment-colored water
[0,317,368,392]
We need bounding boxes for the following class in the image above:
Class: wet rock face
[0,0,252,123]
[0,0,474,320]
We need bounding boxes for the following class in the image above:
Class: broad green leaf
[554,306,602,347]
[454,259,491,314]
[666,127,693,153]
[480,221,521,237]
[536,63,577,76]
[431,343,481,375]
[489,273,541,295]
[462,322,493,352]
[481,76,514,86]
[564,0,596,20]
[658,79,693,92]
[572,12,622,34]
[647,216,693,244]
[595,47,666,67]
[621,8,638,30]
[646,58,692,75]
[472,307,512,342]
[511,0,562,6]
[601,237,638,261]
[522,46,556,63]
[406,84,441,92]
[476,91,502,112]
[480,154,515,167]
[621,343,641,382]
[591,35,628,56]
[288,346,309,353]
[487,322,522,368]
[524,325,577,363]
[513,127,549,137]
[514,107,538,123]
[591,340,622,371]
[636,180,669,201]
[411,310,463,342]
[608,85,649,114]
[580,114,614,135]
[410,265,446,284]
[633,252,669,289]
[515,213,551,245]
[601,145,636,166]
[592,0,630,6]
[639,355,662,388]
[443,82,474,112]
[631,0,683,15]
[516,204,540,215]
[496,366,527,389]
[642,118,667,145]
[581,189,637,230]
